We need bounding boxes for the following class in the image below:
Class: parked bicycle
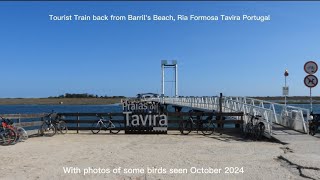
[39,112,57,137]
[40,111,68,136]
[0,117,17,145]
[309,114,319,136]
[0,116,28,145]
[91,114,121,134]
[244,113,265,140]
[53,114,68,134]
[6,119,28,142]
[180,110,215,135]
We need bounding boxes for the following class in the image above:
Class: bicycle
[244,113,265,140]
[39,112,57,137]
[53,114,68,134]
[1,116,28,142]
[91,114,121,134]
[0,117,17,145]
[180,111,215,135]
[309,114,319,136]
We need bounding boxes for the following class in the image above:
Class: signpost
[304,61,318,75]
[304,75,318,88]
[304,61,318,113]
[283,70,289,107]
[282,87,289,96]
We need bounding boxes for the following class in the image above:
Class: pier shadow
[26,129,316,144]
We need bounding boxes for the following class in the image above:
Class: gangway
[145,96,311,138]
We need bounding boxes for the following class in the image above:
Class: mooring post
[77,112,79,134]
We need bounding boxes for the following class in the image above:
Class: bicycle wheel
[309,125,316,136]
[2,128,17,145]
[0,132,5,145]
[257,123,265,140]
[40,123,56,137]
[109,121,121,134]
[0,128,5,145]
[58,121,68,134]
[244,123,253,138]
[17,127,28,141]
[202,120,215,135]
[91,122,101,134]
[180,121,192,135]
[253,125,260,140]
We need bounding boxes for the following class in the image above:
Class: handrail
[145,96,310,135]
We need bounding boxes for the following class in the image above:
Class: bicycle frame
[97,118,115,130]
[188,116,205,132]
[180,112,215,135]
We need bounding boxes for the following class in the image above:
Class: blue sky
[1,2,320,98]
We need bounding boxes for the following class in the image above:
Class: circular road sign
[304,61,318,75]
[304,75,318,88]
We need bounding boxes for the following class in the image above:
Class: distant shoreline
[0,98,123,105]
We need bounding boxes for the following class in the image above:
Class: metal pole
[285,76,287,107]
[310,88,313,113]
[284,69,289,108]
[175,64,178,97]
[219,93,223,135]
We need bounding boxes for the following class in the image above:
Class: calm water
[0,104,122,114]
[0,104,318,114]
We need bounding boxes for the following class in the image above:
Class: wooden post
[219,93,223,135]
[241,115,243,132]
[219,93,223,113]
[77,113,79,134]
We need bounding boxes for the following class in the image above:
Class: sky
[1,2,320,98]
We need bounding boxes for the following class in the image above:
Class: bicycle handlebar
[246,114,263,121]
[96,114,103,118]
[96,114,112,120]
[245,113,261,117]
[45,110,56,117]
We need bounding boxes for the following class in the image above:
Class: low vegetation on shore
[0,98,123,105]
[0,93,126,105]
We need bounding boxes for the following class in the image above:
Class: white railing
[225,97,310,133]
[145,96,310,135]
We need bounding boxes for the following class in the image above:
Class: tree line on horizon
[48,93,126,99]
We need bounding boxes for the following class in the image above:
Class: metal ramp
[145,96,311,138]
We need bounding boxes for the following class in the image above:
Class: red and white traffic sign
[304,75,318,88]
[304,61,318,75]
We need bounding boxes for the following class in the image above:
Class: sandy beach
[1,131,319,180]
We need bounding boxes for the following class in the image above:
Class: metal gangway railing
[145,96,311,137]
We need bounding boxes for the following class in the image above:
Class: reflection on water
[0,104,122,114]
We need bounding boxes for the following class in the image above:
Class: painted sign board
[282,87,289,96]
[122,99,168,134]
